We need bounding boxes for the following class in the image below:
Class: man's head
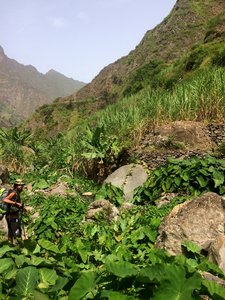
[14,179,25,191]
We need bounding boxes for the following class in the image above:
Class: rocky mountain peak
[0,45,6,62]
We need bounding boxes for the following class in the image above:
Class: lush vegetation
[0,6,225,299]
[1,155,225,299]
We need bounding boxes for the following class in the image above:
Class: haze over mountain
[0,46,86,127]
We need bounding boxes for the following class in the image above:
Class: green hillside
[0,1,225,298]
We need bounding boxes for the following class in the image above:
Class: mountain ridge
[73,0,225,104]
[0,46,86,127]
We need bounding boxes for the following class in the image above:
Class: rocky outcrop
[155,121,214,151]
[156,192,225,255]
[136,121,225,170]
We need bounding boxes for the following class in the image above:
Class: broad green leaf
[0,245,14,258]
[199,168,209,176]
[49,276,69,292]
[130,228,145,243]
[75,238,89,263]
[196,176,208,188]
[38,239,59,253]
[4,268,17,280]
[15,254,26,267]
[174,176,181,187]
[105,260,137,278]
[213,170,224,188]
[181,172,189,181]
[0,258,14,274]
[101,290,136,299]
[202,279,225,299]
[39,268,58,287]
[30,255,52,267]
[32,290,50,300]
[182,241,202,253]
[15,266,39,296]
[34,179,49,189]
[152,265,201,300]
[137,265,165,283]
[68,270,98,300]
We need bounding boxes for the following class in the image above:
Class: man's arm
[3,192,23,209]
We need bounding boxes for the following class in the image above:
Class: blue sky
[1,0,176,82]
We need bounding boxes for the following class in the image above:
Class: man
[3,179,25,242]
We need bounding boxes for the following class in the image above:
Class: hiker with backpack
[2,179,26,243]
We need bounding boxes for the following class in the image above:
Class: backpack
[0,188,9,213]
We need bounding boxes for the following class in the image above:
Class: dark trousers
[6,212,21,239]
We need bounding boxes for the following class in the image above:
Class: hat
[14,179,25,185]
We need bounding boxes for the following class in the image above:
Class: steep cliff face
[74,0,225,103]
[0,46,86,126]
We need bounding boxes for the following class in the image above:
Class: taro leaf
[15,266,39,296]
[105,260,137,278]
[38,239,59,254]
[175,176,181,187]
[15,254,26,267]
[4,268,17,280]
[181,172,189,181]
[68,270,98,300]
[137,265,165,283]
[152,265,201,300]
[39,268,58,288]
[30,255,52,267]
[49,276,69,292]
[181,241,202,254]
[33,178,49,189]
[213,170,224,188]
[0,258,14,274]
[0,245,14,258]
[196,176,208,188]
[199,168,209,176]
[75,238,89,263]
[32,290,50,300]
[202,279,225,299]
[101,290,136,299]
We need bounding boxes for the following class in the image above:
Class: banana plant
[80,125,124,181]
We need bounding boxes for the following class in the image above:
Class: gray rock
[156,192,225,255]
[85,199,119,222]
[208,235,225,274]
[104,164,148,201]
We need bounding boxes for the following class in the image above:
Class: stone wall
[205,123,225,145]
[135,122,225,170]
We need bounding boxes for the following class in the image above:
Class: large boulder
[156,121,213,151]
[156,192,225,255]
[104,164,148,201]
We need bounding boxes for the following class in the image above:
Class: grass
[82,66,225,147]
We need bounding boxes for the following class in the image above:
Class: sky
[0,0,176,83]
